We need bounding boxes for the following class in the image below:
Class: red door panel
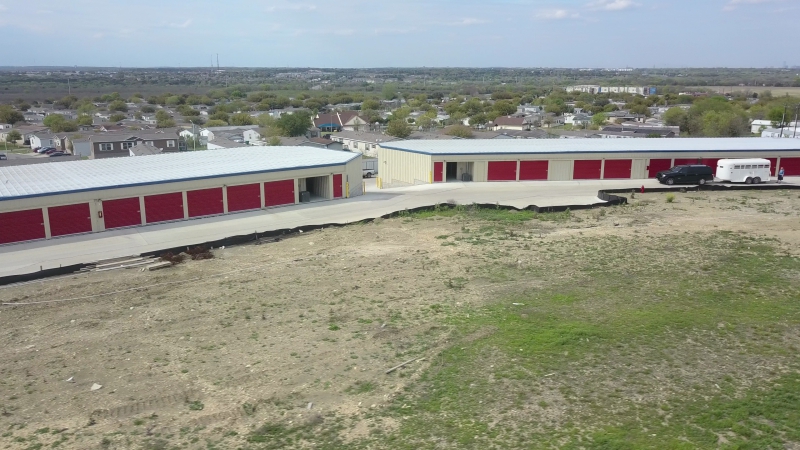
[673,158,699,166]
[48,203,92,237]
[187,188,223,218]
[487,161,517,181]
[519,160,548,180]
[603,159,632,179]
[433,162,443,182]
[227,183,261,212]
[702,158,720,173]
[767,158,778,176]
[780,157,800,176]
[264,180,295,207]
[0,209,45,244]
[103,197,141,229]
[573,160,602,179]
[333,174,343,198]
[144,192,184,224]
[647,159,672,178]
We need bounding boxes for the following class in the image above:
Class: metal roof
[0,146,359,200]
[381,138,800,156]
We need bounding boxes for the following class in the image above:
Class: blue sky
[0,0,797,68]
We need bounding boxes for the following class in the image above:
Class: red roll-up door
[573,160,602,179]
[103,197,141,229]
[227,183,261,212]
[187,188,223,218]
[433,162,443,182]
[767,158,778,176]
[48,203,92,237]
[673,158,699,166]
[647,159,672,178]
[144,192,184,224]
[264,180,295,207]
[701,158,720,172]
[603,159,632,179]
[519,160,548,180]
[487,161,517,181]
[0,209,45,244]
[780,157,800,175]
[333,174,343,198]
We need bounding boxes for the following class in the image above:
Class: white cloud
[535,9,580,19]
[449,17,489,26]
[723,0,781,11]
[169,19,193,29]
[587,0,639,11]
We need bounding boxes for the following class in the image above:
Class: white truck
[362,158,378,178]
[715,158,771,184]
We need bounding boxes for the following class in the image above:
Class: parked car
[0,153,7,160]
[362,158,378,178]
[656,165,714,185]
[48,151,68,157]
[36,147,55,154]
[44,148,60,154]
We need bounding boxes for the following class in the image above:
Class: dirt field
[701,86,800,97]
[1,189,800,449]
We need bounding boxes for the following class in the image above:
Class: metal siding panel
[0,209,45,244]
[548,160,572,181]
[603,159,632,179]
[673,158,699,166]
[264,180,295,207]
[144,192,184,223]
[226,183,261,212]
[333,174,343,198]
[487,161,517,181]
[766,158,778,176]
[573,160,602,179]
[647,159,672,178]
[102,197,142,229]
[48,203,92,237]
[781,157,800,175]
[186,188,224,218]
[519,160,548,180]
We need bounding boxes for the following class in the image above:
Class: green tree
[362,98,381,110]
[165,95,182,106]
[445,124,474,139]
[276,111,311,137]
[0,105,24,124]
[386,119,412,138]
[155,110,171,122]
[766,107,787,128]
[267,136,282,146]
[204,119,227,127]
[155,110,175,128]
[209,112,230,123]
[186,116,206,125]
[109,113,127,122]
[229,113,255,126]
[591,112,607,127]
[469,112,488,126]
[5,129,21,142]
[140,105,156,114]
[663,107,686,127]
[77,115,94,126]
[493,100,517,116]
[108,100,128,112]
[382,83,398,100]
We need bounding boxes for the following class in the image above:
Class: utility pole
[793,104,799,139]
[780,105,787,137]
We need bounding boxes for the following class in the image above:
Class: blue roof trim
[379,145,799,156]
[0,157,359,202]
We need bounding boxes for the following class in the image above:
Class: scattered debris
[512,303,525,306]
[185,246,215,261]
[159,252,185,265]
[386,356,423,374]
[144,261,173,271]
[307,402,313,410]
[90,383,102,391]
[65,377,74,383]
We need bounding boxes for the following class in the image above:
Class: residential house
[328,131,395,156]
[69,138,92,157]
[302,137,343,150]
[200,125,259,142]
[313,111,368,132]
[243,129,261,144]
[129,143,163,156]
[30,133,57,149]
[89,129,180,159]
[0,124,11,130]
[564,113,592,127]
[490,129,551,140]
[598,126,676,138]
[6,124,48,146]
[206,137,249,150]
[761,127,800,139]
[489,116,531,131]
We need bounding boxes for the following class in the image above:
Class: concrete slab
[0,177,795,278]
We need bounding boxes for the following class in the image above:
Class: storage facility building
[377,138,800,187]
[0,146,361,245]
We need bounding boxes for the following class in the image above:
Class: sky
[0,0,797,68]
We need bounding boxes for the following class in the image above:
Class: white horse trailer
[715,158,771,184]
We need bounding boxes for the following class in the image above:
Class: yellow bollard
[346,182,349,198]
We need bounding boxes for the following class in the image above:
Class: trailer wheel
[753,177,761,184]
[745,177,752,184]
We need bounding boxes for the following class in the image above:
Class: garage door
[333,174,343,198]
[102,197,141,229]
[433,162,443,182]
[767,158,778,176]
[573,160,602,179]
[603,160,632,179]
[187,188,223,218]
[264,180,295,207]
[144,192,184,224]
[519,161,548,180]
[227,183,261,212]
[647,159,672,178]
[0,209,45,245]
[673,158,699,166]
[488,161,517,181]
[780,157,800,175]
[48,203,92,237]
[701,158,720,173]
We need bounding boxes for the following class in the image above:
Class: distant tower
[217,54,219,69]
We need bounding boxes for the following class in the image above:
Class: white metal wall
[548,160,573,181]
[378,147,431,186]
